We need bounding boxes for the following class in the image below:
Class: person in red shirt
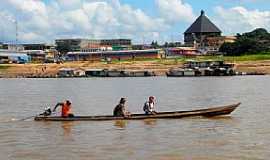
[53,100,74,117]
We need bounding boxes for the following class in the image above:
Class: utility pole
[0,15,4,43]
[142,35,145,49]
[0,21,3,43]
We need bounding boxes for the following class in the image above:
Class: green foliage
[220,28,270,56]
[151,41,159,49]
[0,65,9,70]
[223,53,270,61]
[164,42,169,48]
[196,53,270,62]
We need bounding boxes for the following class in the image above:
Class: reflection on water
[0,76,270,159]
[114,120,128,129]
[61,122,75,137]
[113,119,158,129]
[143,119,157,126]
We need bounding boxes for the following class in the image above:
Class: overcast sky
[0,0,269,44]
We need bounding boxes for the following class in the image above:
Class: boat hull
[34,103,240,121]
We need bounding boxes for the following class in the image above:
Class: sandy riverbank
[0,60,269,78]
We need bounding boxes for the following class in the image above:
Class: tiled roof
[185,10,222,34]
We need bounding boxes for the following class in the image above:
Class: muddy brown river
[0,76,269,159]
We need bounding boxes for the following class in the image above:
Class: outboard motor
[40,107,52,116]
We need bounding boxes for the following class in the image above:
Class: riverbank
[0,57,270,78]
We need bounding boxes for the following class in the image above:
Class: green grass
[169,52,270,63]
[224,54,270,61]
[99,52,270,65]
[0,65,9,70]
[196,53,270,62]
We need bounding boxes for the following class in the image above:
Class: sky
[0,0,269,44]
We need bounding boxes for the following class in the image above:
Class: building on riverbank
[0,50,29,63]
[55,38,132,53]
[184,10,238,54]
[22,43,55,51]
[55,39,95,52]
[184,10,222,46]
[22,50,46,62]
[204,36,237,54]
[0,49,47,63]
[165,47,199,57]
[0,43,57,62]
[2,43,55,51]
[66,49,163,61]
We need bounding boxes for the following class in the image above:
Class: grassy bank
[105,53,270,65]
[197,54,270,62]
[224,54,270,62]
[0,65,10,70]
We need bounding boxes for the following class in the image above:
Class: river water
[0,76,270,160]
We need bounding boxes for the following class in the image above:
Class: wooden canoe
[34,103,240,121]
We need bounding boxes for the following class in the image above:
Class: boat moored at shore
[85,69,156,77]
[167,60,235,77]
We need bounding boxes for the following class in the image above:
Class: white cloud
[56,0,81,10]
[19,32,41,42]
[155,0,195,23]
[214,6,270,34]
[0,0,195,43]
[0,11,16,23]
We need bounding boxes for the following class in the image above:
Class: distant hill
[220,28,270,56]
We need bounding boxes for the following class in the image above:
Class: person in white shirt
[143,96,157,115]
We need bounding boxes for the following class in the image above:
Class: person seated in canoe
[143,96,157,115]
[52,100,74,117]
[113,98,131,117]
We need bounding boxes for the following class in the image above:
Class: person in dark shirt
[113,98,130,117]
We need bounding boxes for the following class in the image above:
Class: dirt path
[235,60,270,74]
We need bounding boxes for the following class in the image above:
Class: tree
[151,41,159,49]
[168,42,175,47]
[164,42,169,48]
[219,28,270,56]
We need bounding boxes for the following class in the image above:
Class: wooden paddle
[20,115,38,121]
[19,107,59,121]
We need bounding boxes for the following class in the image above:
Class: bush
[220,28,270,56]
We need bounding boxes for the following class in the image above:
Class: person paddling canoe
[53,100,74,117]
[143,96,157,115]
[113,98,131,117]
